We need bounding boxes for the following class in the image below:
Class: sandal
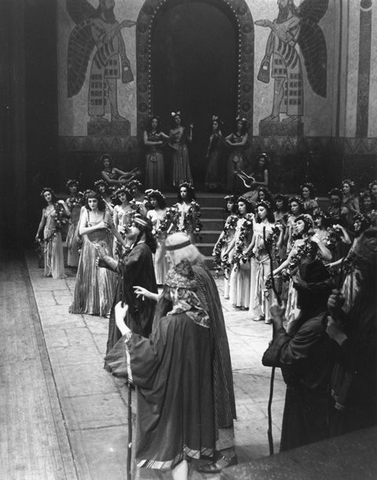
[196,453,238,474]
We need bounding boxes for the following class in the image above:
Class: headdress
[256,200,272,211]
[328,187,342,198]
[300,182,315,194]
[224,194,238,203]
[274,193,287,201]
[146,189,166,201]
[94,179,108,188]
[100,153,112,162]
[295,213,314,231]
[171,111,181,117]
[165,260,210,329]
[165,237,192,251]
[341,178,355,188]
[114,186,130,196]
[369,180,377,190]
[288,195,304,205]
[129,179,143,189]
[236,116,247,124]
[212,115,219,121]
[165,259,196,290]
[133,214,153,232]
[66,179,79,189]
[40,187,54,197]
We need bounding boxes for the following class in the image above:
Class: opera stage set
[1,0,377,243]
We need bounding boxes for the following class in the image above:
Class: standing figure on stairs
[168,111,194,187]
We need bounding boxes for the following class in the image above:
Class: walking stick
[263,226,282,456]
[127,382,133,480]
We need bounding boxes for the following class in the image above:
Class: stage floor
[1,246,286,479]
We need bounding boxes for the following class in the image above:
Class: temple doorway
[151,0,238,188]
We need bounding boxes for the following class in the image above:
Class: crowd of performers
[34,151,377,478]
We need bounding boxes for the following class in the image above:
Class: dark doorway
[151,0,238,188]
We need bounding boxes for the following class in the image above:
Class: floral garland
[212,214,238,276]
[281,237,318,282]
[325,225,344,251]
[66,192,84,210]
[232,214,254,271]
[184,201,203,235]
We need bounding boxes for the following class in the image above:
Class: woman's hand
[133,286,153,300]
[114,301,130,336]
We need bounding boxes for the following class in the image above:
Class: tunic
[169,127,193,186]
[105,243,157,363]
[126,312,215,468]
[70,210,116,316]
[66,197,82,267]
[147,209,169,285]
[43,207,65,279]
[249,222,276,322]
[145,132,165,190]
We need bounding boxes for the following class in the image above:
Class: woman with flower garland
[144,116,170,190]
[94,179,114,214]
[285,196,304,255]
[35,187,70,279]
[300,182,319,216]
[360,189,377,225]
[169,183,202,244]
[245,200,278,323]
[225,117,248,192]
[212,195,239,299]
[147,190,169,286]
[341,179,360,229]
[65,179,83,269]
[112,186,134,257]
[70,190,125,317]
[168,111,193,186]
[272,214,332,333]
[226,197,254,310]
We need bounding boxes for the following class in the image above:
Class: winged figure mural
[255,0,328,124]
[66,0,136,124]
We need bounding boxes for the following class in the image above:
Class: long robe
[105,243,157,364]
[269,309,334,451]
[192,263,237,445]
[126,312,215,468]
[330,291,377,436]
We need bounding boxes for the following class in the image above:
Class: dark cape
[126,312,215,468]
[105,242,157,368]
[192,263,237,431]
[269,310,334,451]
[330,291,377,436]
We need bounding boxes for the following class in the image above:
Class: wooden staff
[263,226,282,455]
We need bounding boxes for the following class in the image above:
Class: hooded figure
[265,259,335,451]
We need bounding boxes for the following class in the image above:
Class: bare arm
[35,209,46,239]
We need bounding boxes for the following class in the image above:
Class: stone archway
[136,0,254,138]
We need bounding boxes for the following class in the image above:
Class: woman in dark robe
[110,260,215,479]
[97,214,158,370]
